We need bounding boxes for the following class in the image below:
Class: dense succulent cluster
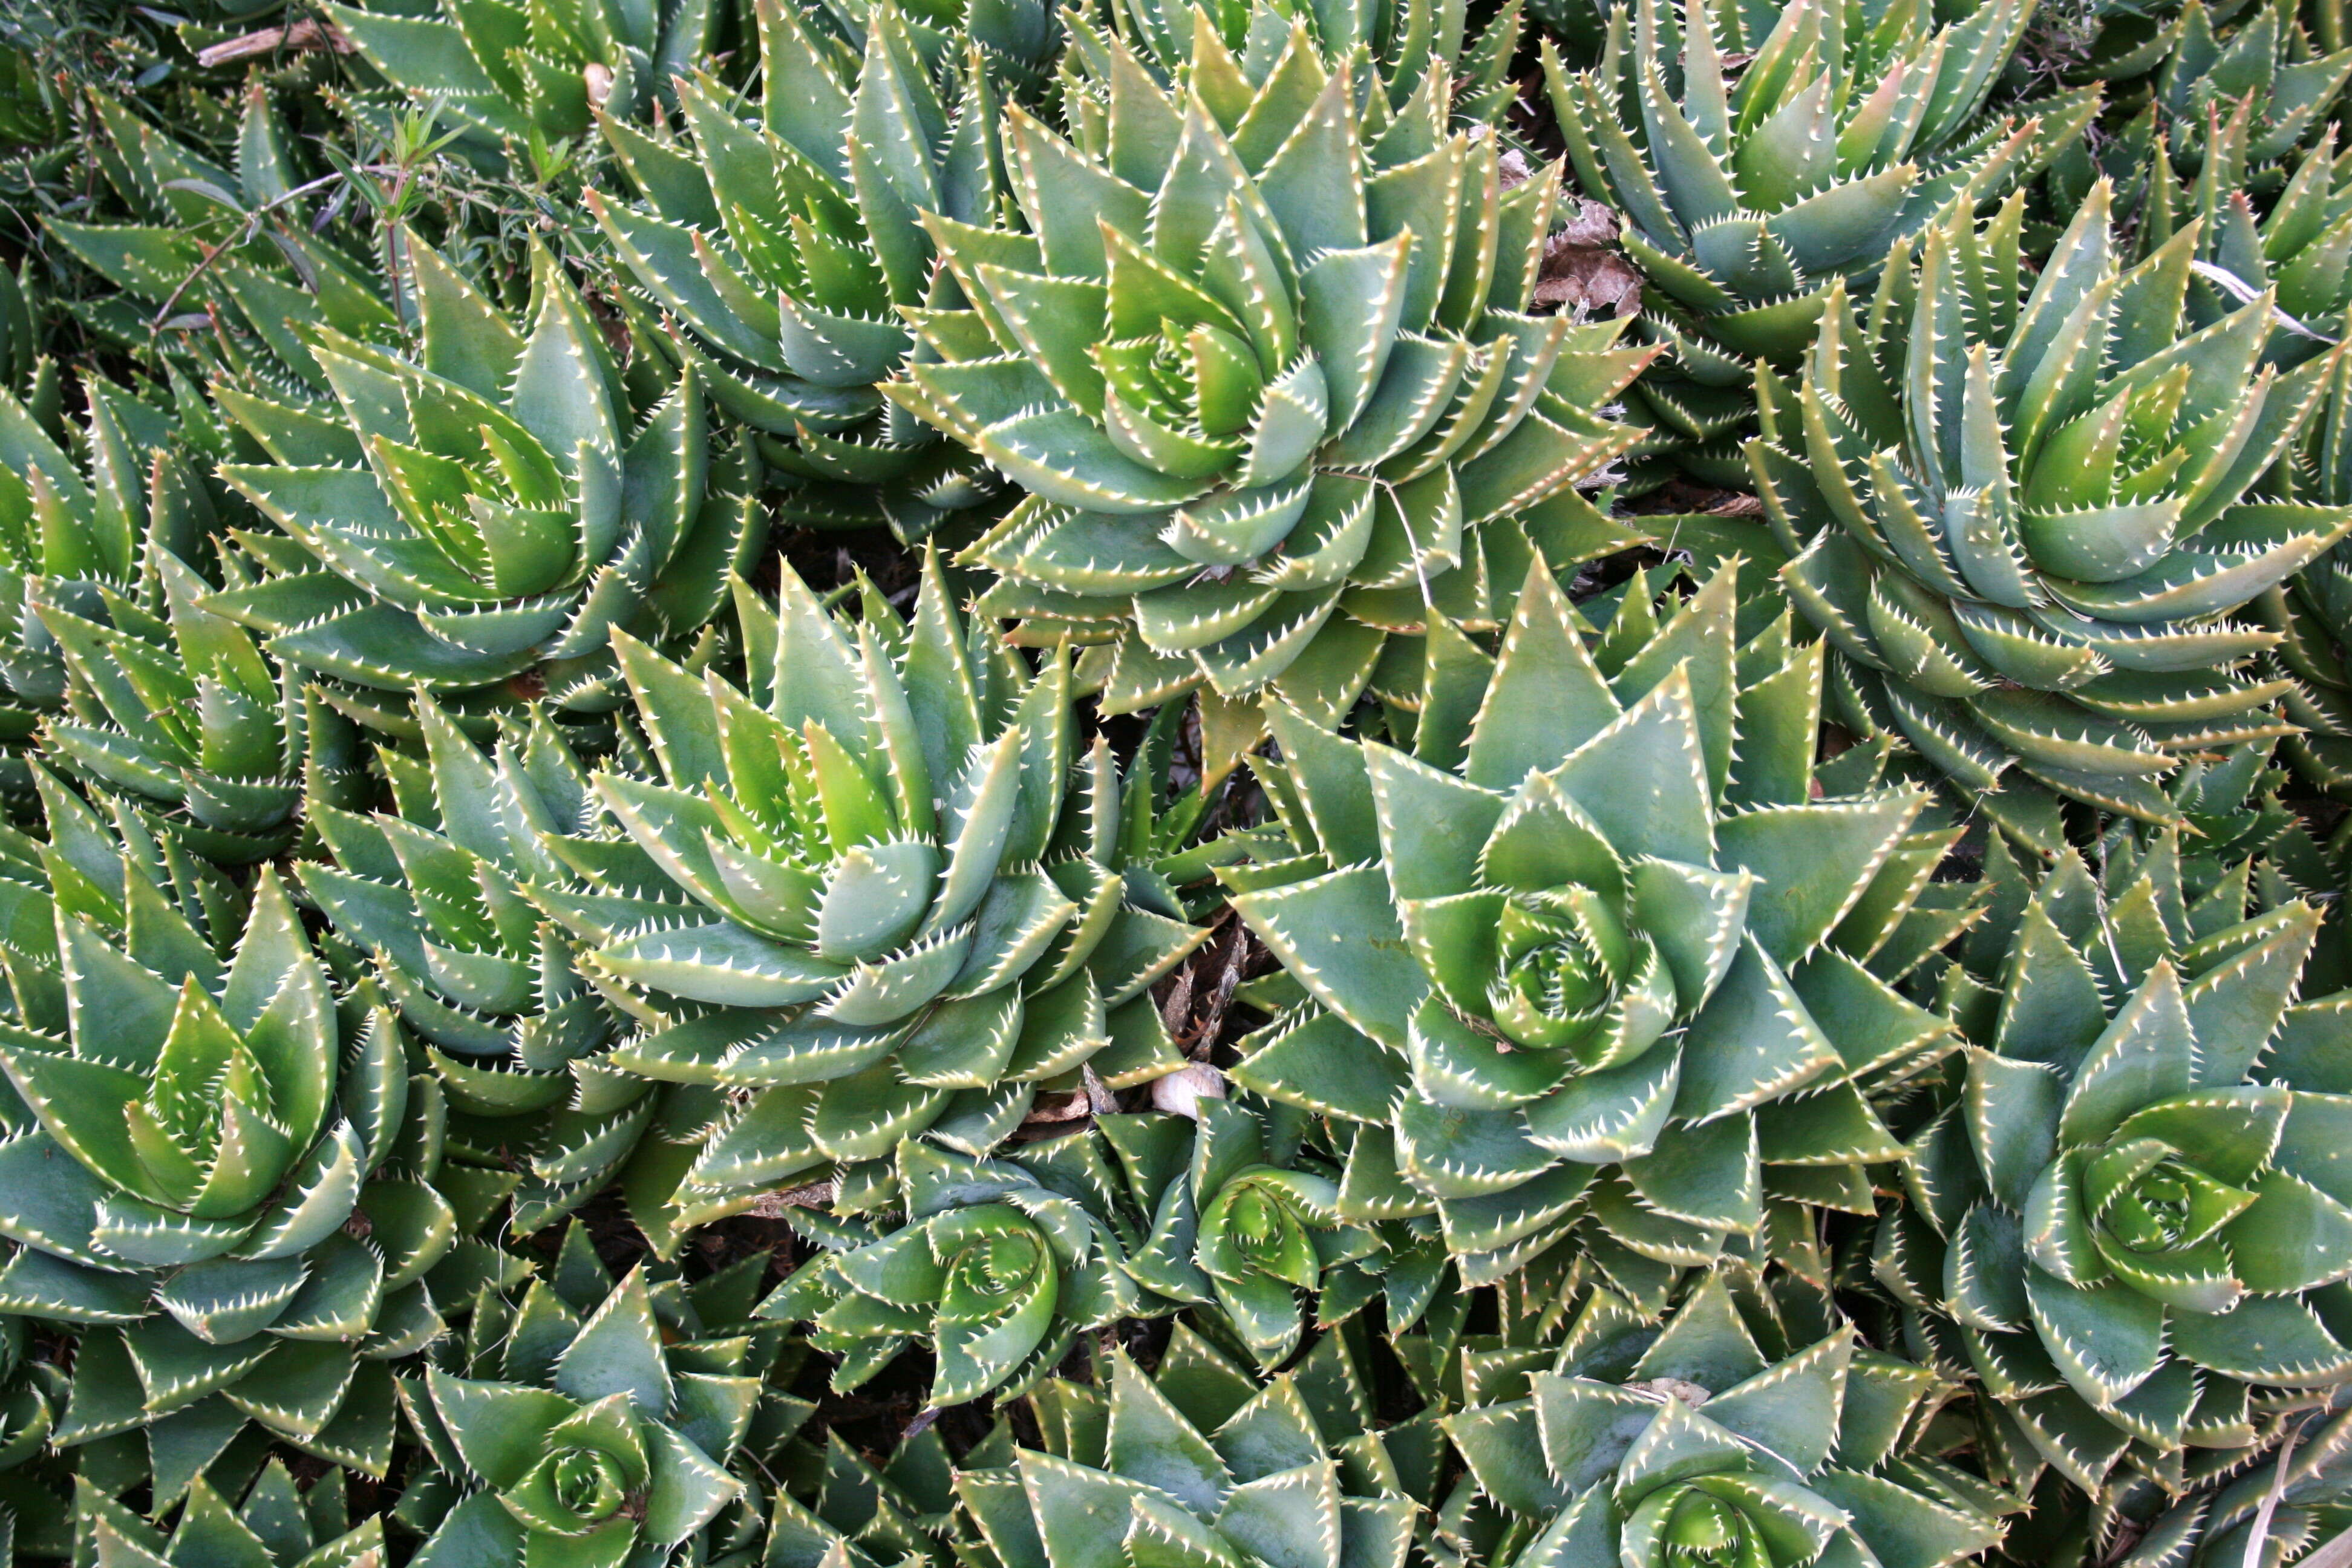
[899,11,1653,716]
[208,241,757,709]
[589,0,1054,538]
[1545,0,2089,483]
[1752,186,2352,844]
[0,0,2348,1562]
[329,0,732,157]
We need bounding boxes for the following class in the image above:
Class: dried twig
[194,16,351,68]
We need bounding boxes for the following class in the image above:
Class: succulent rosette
[1751,186,2352,846]
[1875,843,2352,1483]
[2141,103,2352,362]
[764,1134,1144,1404]
[590,0,1056,538]
[300,696,670,1239]
[893,5,1652,717]
[583,549,1204,1190]
[206,240,757,710]
[1453,1302,2007,1568]
[38,549,368,866]
[1543,0,2087,485]
[1092,0,1525,121]
[328,0,730,159]
[44,86,403,367]
[2092,1400,2352,1567]
[2155,0,2352,175]
[1103,1097,1376,1366]
[0,375,217,805]
[1226,558,1967,1281]
[948,1328,1432,1568]
[0,855,444,1496]
[402,1264,753,1568]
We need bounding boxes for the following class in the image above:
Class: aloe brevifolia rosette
[1749,185,2352,843]
[2089,1400,2352,1568]
[1452,1308,2008,1568]
[206,239,758,710]
[2138,99,2352,362]
[0,866,446,1498]
[0,762,249,1020]
[590,0,1054,538]
[896,11,1654,719]
[2047,2,2352,228]
[299,696,669,1238]
[1408,1258,1864,1426]
[1542,0,2083,485]
[1083,0,1524,124]
[0,375,217,803]
[410,1222,828,1558]
[1225,558,1967,1282]
[402,1264,753,1568]
[1100,1097,1376,1367]
[46,84,403,365]
[38,549,371,866]
[2154,0,2352,175]
[582,549,1205,1183]
[77,1459,386,1568]
[2264,351,2352,795]
[763,1133,1146,1404]
[328,0,728,162]
[1872,846,2352,1484]
[950,1328,1434,1568]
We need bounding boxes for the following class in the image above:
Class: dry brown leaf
[1535,199,1643,318]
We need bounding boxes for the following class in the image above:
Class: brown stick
[194,16,353,69]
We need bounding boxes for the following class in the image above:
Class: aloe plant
[2157,0,2352,172]
[947,1325,1436,1568]
[1083,0,1525,122]
[2265,351,2352,797]
[400,1261,754,1568]
[2085,1400,2352,1567]
[1750,185,2352,846]
[411,1219,818,1505]
[1451,1298,2010,1568]
[300,695,671,1240]
[1103,1097,1376,1367]
[2140,99,2352,360]
[38,546,372,866]
[589,0,1056,540]
[75,1458,385,1568]
[204,239,758,709]
[1542,0,2088,483]
[45,83,402,364]
[581,548,1205,1189]
[1223,558,1971,1285]
[328,0,729,160]
[763,1132,1145,1405]
[1872,842,2352,1484]
[895,3,1653,718]
[0,856,443,1497]
[0,374,220,805]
